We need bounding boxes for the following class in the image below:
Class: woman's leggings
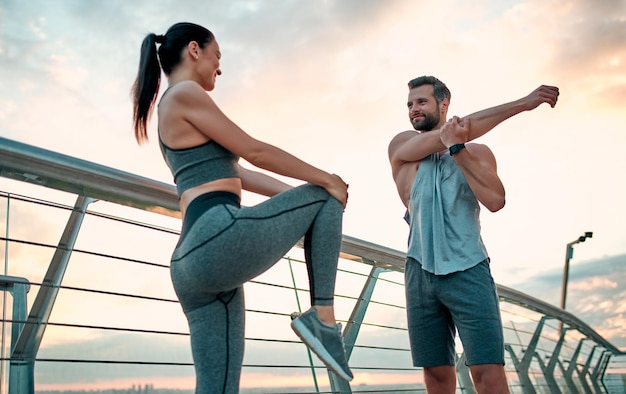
[169,183,344,394]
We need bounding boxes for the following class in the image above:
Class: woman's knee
[289,183,343,213]
[296,183,329,197]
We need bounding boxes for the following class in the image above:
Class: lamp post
[559,231,593,334]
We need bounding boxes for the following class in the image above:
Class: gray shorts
[405,257,504,367]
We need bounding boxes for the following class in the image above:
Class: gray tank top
[405,152,488,275]
[160,138,240,198]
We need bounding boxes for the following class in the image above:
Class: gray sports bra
[159,138,240,198]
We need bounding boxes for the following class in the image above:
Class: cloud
[530,0,626,106]
[511,253,626,347]
[569,276,618,292]
[549,0,626,68]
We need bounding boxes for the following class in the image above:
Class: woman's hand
[324,174,349,208]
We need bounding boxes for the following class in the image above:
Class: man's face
[407,85,443,131]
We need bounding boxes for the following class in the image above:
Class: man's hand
[440,116,471,148]
[523,85,560,110]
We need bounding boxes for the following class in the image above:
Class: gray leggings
[170,183,343,393]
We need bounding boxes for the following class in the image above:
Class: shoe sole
[291,319,353,381]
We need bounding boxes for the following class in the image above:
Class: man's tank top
[159,138,240,198]
[405,152,488,275]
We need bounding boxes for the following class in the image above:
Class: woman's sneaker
[290,308,354,381]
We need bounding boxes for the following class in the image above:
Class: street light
[559,232,593,334]
[560,231,593,311]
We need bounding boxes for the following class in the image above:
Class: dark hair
[407,76,451,104]
[131,22,215,144]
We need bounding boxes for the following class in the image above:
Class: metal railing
[0,136,624,393]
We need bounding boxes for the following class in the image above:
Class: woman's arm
[171,81,348,205]
[239,165,292,197]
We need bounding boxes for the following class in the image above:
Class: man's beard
[412,110,440,131]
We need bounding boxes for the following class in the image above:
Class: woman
[131,22,353,393]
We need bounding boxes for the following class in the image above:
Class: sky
[0,0,625,390]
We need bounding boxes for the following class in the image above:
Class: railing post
[10,195,93,393]
[505,344,521,366]
[578,346,598,394]
[531,349,556,393]
[590,351,610,394]
[328,262,383,393]
[0,275,31,394]
[456,352,476,394]
[342,262,382,358]
[565,339,587,394]
[544,325,571,394]
[287,257,320,392]
[514,316,549,394]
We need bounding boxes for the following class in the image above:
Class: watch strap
[449,143,466,155]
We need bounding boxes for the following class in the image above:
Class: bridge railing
[1,136,624,393]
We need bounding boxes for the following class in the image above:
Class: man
[388,76,559,393]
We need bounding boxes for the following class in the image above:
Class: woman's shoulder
[163,80,214,107]
[168,80,205,96]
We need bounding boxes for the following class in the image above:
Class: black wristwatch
[449,143,466,155]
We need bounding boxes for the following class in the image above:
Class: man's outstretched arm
[389,85,560,165]
[460,84,559,141]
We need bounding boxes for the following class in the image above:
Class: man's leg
[405,258,457,393]
[423,365,456,394]
[439,260,509,393]
[469,364,509,394]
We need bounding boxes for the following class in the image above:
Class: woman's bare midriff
[179,177,242,217]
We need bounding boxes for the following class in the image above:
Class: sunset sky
[1,0,625,390]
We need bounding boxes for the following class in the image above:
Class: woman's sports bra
[159,138,240,198]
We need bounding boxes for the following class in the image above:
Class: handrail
[0,136,405,270]
[1,135,623,357]
[497,285,624,355]
[0,136,179,217]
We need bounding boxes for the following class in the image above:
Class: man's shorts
[405,257,505,367]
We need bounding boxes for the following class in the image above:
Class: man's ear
[440,98,450,114]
